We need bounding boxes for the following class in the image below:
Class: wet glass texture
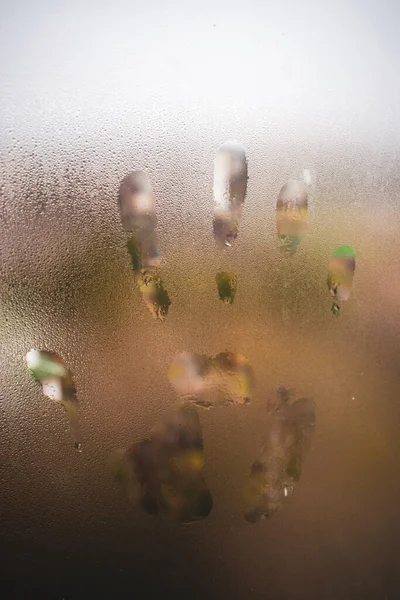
[1,1,400,598]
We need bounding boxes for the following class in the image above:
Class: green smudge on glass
[137,270,171,320]
[152,277,171,316]
[216,271,237,304]
[27,351,67,381]
[126,236,142,272]
[333,245,356,259]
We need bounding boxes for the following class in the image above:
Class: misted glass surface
[1,0,400,598]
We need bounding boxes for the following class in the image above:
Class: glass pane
[1,0,399,597]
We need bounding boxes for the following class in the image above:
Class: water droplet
[244,389,315,523]
[26,350,82,451]
[276,180,308,255]
[168,352,254,408]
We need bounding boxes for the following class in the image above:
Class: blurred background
[1,0,400,597]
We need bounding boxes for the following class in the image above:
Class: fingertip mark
[118,171,170,320]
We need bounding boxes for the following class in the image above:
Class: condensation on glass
[1,1,399,598]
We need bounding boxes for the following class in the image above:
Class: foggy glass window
[1,1,399,598]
